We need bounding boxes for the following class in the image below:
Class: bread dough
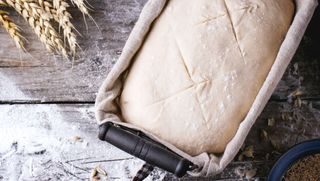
[120,0,294,156]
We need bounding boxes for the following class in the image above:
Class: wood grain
[0,100,319,180]
[0,0,319,102]
[0,1,319,180]
[0,0,148,102]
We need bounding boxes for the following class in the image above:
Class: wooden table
[0,1,319,180]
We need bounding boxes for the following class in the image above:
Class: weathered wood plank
[0,1,319,102]
[0,0,148,102]
[0,104,166,181]
[1,99,319,180]
[165,161,273,181]
[164,99,320,180]
[0,2,319,181]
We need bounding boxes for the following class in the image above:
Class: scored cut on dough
[120,0,294,156]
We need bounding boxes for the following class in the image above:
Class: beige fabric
[95,0,318,176]
[120,0,294,156]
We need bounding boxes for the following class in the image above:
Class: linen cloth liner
[95,0,318,176]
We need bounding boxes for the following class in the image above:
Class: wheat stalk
[0,0,67,57]
[0,10,25,49]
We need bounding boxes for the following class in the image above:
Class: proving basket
[95,0,318,178]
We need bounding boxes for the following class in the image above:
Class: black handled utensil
[98,122,195,178]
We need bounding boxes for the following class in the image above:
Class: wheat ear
[1,0,68,57]
[37,0,78,56]
[0,10,25,49]
[36,0,56,16]
[53,0,78,56]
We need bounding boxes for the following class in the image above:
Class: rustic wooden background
[0,1,319,180]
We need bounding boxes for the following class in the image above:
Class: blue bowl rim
[268,139,320,181]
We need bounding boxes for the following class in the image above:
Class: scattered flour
[0,73,165,180]
[0,72,28,100]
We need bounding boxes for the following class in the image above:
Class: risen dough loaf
[120,0,294,155]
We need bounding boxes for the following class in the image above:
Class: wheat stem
[0,9,25,50]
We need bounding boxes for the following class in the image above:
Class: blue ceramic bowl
[268,139,320,181]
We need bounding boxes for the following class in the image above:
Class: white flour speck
[219,102,225,112]
[227,94,232,101]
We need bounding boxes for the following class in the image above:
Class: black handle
[98,123,194,177]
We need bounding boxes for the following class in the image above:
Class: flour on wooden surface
[0,72,28,100]
[0,74,165,180]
